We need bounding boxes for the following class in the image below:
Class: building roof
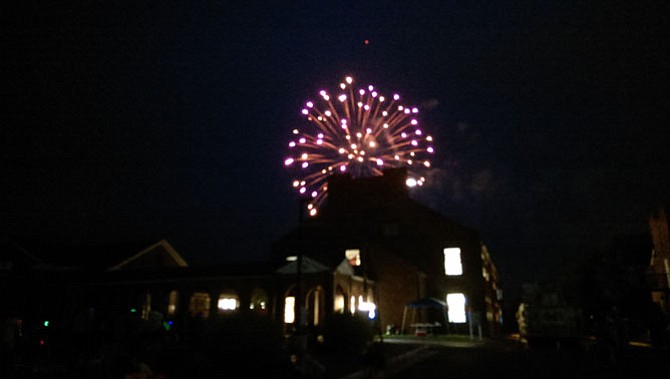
[275,256,332,275]
[1,236,187,271]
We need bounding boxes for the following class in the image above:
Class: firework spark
[284,75,435,216]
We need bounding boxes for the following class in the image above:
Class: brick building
[272,167,503,336]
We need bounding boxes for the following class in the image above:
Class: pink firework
[284,75,435,216]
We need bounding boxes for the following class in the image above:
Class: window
[189,292,211,318]
[345,249,361,266]
[443,248,463,276]
[334,286,346,313]
[446,293,466,323]
[249,288,268,311]
[167,290,178,316]
[284,296,295,323]
[217,293,239,312]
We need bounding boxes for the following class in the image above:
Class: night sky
[3,2,668,300]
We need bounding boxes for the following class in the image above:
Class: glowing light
[284,75,435,215]
[284,297,295,323]
[218,297,238,311]
[444,248,463,276]
[447,293,467,323]
[358,299,377,319]
[406,178,418,187]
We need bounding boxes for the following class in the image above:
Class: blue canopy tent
[401,297,450,335]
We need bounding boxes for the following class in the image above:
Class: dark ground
[390,336,670,379]
[4,330,668,379]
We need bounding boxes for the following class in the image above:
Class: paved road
[387,337,670,379]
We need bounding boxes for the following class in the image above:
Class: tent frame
[401,297,450,335]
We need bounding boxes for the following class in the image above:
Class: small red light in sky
[364,39,369,45]
[40,339,45,346]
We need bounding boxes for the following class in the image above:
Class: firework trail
[284,75,434,216]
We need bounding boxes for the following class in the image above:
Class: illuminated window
[334,287,346,313]
[284,296,295,323]
[345,249,361,266]
[350,296,356,315]
[443,248,463,276]
[446,293,466,323]
[311,288,321,325]
[217,293,239,312]
[167,290,178,316]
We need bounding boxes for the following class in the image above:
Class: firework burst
[284,75,435,216]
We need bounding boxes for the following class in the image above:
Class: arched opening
[306,286,325,326]
[334,285,347,314]
[189,292,211,318]
[249,287,269,313]
[283,286,296,324]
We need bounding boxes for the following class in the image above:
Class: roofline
[107,239,188,271]
[2,236,45,266]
